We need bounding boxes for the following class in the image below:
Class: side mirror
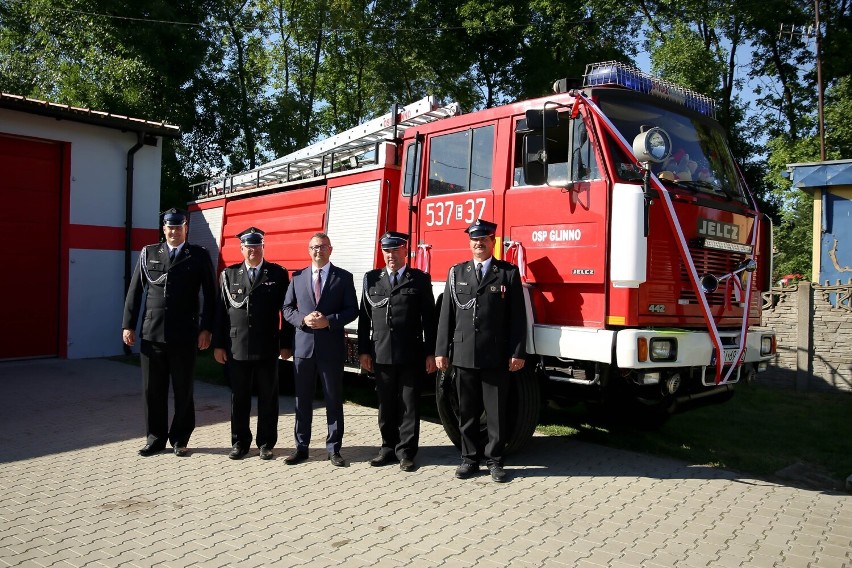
[632,127,672,163]
[522,134,547,186]
[525,109,559,131]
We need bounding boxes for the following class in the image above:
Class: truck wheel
[435,365,541,454]
[632,396,676,429]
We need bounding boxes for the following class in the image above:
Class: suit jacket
[358,266,437,366]
[282,263,358,362]
[122,242,215,346]
[436,258,526,369]
[213,260,294,361]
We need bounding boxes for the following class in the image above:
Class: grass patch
[538,382,852,488]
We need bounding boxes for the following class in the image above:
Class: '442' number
[424,197,487,227]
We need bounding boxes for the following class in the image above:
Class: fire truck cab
[188,62,776,452]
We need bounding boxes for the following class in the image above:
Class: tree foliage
[1,0,850,273]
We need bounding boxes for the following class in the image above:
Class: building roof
[786,159,852,192]
[0,92,180,138]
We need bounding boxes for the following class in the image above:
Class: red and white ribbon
[505,241,528,282]
[415,243,432,274]
[575,92,760,384]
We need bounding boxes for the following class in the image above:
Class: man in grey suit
[282,232,358,466]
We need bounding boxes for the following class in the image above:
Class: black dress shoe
[138,444,165,457]
[488,463,507,483]
[229,445,249,460]
[284,450,309,465]
[328,452,346,467]
[369,452,397,467]
[400,458,416,472]
[174,446,189,457]
[455,462,480,479]
[259,446,274,460]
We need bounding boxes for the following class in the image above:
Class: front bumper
[614,327,775,369]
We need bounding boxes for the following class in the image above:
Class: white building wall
[66,249,139,358]
[0,109,163,230]
[0,108,164,359]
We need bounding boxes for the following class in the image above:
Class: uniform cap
[237,226,265,245]
[465,219,497,239]
[379,231,409,250]
[162,208,188,226]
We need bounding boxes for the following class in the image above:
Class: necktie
[169,248,176,262]
[476,262,483,284]
[314,268,322,302]
[392,272,398,287]
[249,267,256,284]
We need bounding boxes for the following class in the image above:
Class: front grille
[679,246,746,306]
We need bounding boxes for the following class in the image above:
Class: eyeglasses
[309,244,330,251]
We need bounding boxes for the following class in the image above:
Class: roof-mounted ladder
[191,96,460,199]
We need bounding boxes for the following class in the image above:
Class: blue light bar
[583,61,716,118]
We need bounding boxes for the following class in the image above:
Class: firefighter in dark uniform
[358,232,437,472]
[213,227,294,460]
[435,219,526,482]
[122,208,216,457]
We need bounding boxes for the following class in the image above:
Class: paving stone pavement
[0,358,850,568]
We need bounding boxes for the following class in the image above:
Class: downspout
[123,131,146,354]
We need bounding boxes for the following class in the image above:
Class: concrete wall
[762,280,852,392]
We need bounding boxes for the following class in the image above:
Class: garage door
[0,134,62,359]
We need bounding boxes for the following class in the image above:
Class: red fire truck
[188,62,776,451]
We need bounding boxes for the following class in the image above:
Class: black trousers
[455,365,509,466]
[140,340,197,448]
[293,356,344,454]
[229,358,279,449]
[374,362,422,460]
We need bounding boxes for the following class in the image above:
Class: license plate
[712,348,745,365]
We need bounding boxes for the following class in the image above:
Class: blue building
[786,159,852,285]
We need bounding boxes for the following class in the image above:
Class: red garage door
[0,134,63,359]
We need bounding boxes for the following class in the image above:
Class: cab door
[415,124,497,280]
[503,109,609,328]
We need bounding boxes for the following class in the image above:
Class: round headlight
[632,127,672,163]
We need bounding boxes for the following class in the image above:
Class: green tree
[507,0,639,102]
[764,75,852,281]
[765,136,815,281]
[0,0,217,207]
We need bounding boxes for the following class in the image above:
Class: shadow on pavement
[0,358,230,463]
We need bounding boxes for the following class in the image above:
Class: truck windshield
[596,91,745,202]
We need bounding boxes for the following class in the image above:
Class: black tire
[742,364,758,385]
[435,367,467,449]
[435,365,541,454]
